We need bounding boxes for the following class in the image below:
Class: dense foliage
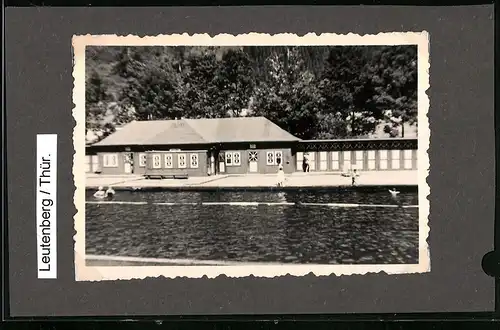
[85,45,418,142]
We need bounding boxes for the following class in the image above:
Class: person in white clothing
[351,169,360,186]
[105,186,115,197]
[93,186,106,199]
[276,166,285,187]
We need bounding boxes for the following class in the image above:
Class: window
[103,154,118,168]
[224,152,241,166]
[139,153,147,167]
[178,153,187,169]
[266,151,275,165]
[391,150,400,170]
[296,152,303,171]
[403,150,413,169]
[306,152,316,171]
[152,154,161,169]
[319,151,328,171]
[331,151,340,170]
[355,151,364,170]
[232,152,241,166]
[164,154,173,169]
[275,151,283,165]
[92,155,100,172]
[379,150,388,170]
[367,150,376,170]
[248,151,258,162]
[342,151,351,171]
[267,150,284,166]
[225,152,233,166]
[85,155,91,173]
[190,153,199,168]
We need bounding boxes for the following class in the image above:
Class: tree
[119,57,184,120]
[318,46,383,138]
[251,47,321,139]
[368,46,418,137]
[85,69,117,141]
[85,45,419,140]
[214,49,255,117]
[179,48,225,118]
[86,69,107,106]
[315,112,349,139]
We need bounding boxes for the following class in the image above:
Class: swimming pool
[85,187,419,264]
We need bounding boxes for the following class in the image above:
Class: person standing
[276,166,285,187]
[351,169,359,186]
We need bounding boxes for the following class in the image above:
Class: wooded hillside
[85,45,418,143]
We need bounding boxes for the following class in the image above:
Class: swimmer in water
[105,186,116,199]
[93,186,106,199]
[106,186,115,195]
[389,188,400,197]
[389,188,403,207]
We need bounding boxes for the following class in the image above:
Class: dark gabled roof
[92,116,300,147]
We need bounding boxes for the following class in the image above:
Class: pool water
[85,187,419,264]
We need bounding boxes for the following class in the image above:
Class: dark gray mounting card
[73,32,430,281]
[5,5,494,317]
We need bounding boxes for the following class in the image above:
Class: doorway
[124,153,134,174]
[218,152,225,173]
[248,151,258,173]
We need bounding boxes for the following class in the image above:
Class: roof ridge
[91,116,301,147]
[142,119,210,144]
[183,118,215,143]
[262,117,301,140]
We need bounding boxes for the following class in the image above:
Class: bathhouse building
[86,117,300,177]
[295,138,418,172]
[85,116,418,177]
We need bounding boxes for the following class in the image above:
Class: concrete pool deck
[85,170,419,190]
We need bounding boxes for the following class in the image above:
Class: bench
[144,174,189,180]
[145,175,163,180]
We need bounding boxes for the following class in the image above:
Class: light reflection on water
[85,187,419,264]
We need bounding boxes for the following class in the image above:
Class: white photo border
[73,32,430,281]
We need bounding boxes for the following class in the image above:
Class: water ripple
[85,189,419,264]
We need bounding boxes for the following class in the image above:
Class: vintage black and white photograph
[72,33,430,281]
